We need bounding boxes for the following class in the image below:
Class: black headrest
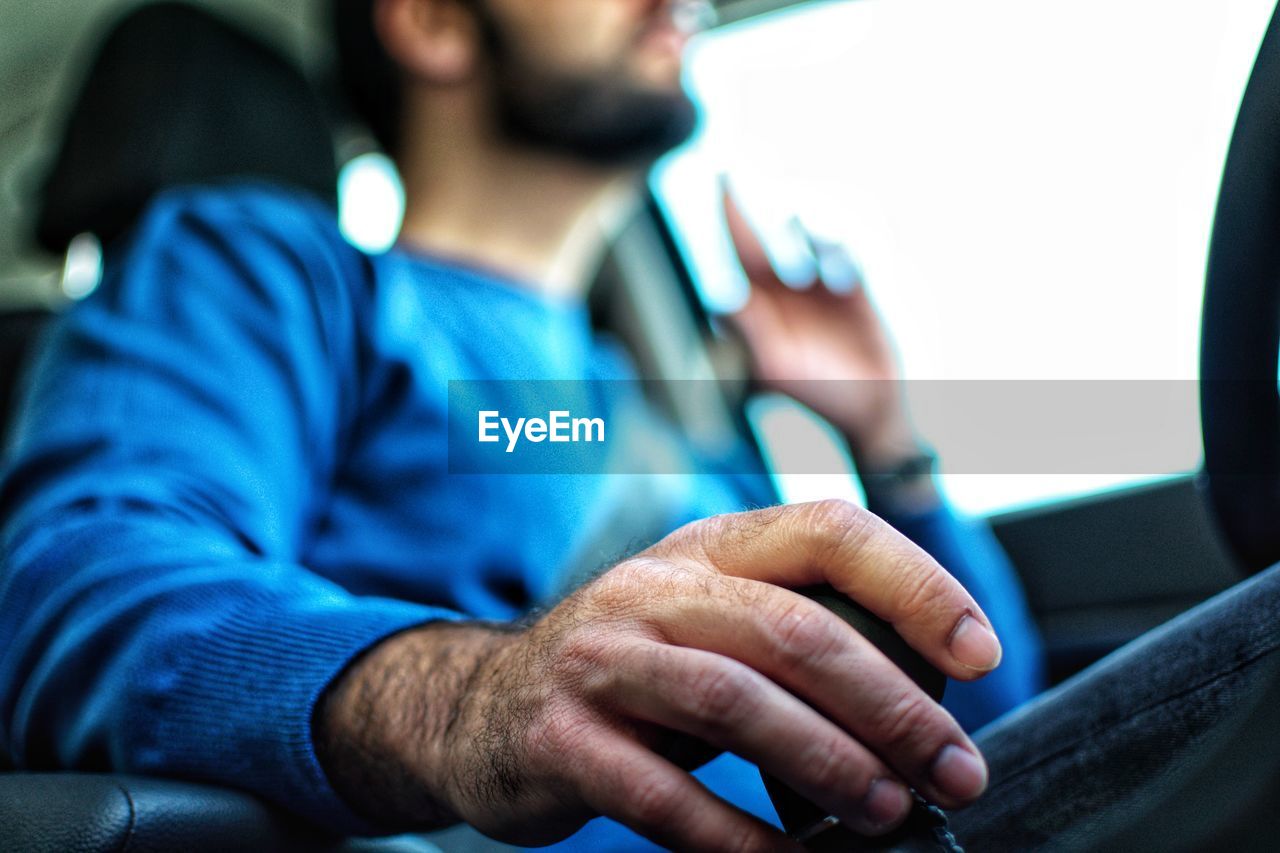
[35,2,338,254]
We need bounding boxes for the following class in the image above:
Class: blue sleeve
[0,185,458,833]
[870,498,1046,732]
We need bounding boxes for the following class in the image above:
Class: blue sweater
[0,183,1043,848]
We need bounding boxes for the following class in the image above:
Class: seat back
[34,1,337,254]
[4,0,340,449]
[0,310,52,449]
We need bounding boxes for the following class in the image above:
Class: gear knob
[761,585,955,851]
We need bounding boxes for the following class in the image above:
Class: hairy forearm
[314,620,521,830]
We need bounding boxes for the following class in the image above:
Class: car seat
[0,4,434,850]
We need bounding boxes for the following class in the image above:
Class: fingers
[650,579,987,808]
[722,179,865,298]
[602,641,917,834]
[576,730,801,852]
[656,500,1004,681]
[721,179,784,286]
[804,228,865,294]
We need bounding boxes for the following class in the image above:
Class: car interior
[1,0,1278,850]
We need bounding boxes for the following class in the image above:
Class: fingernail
[817,246,862,292]
[949,613,1003,672]
[855,778,912,833]
[931,744,988,801]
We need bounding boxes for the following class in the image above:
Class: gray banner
[445,380,1235,476]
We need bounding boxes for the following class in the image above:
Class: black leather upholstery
[0,309,52,444]
[34,1,338,254]
[0,774,440,853]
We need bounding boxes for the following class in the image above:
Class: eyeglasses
[670,0,720,36]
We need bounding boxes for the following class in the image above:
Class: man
[0,0,1045,849]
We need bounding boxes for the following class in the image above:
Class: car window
[654,0,1276,515]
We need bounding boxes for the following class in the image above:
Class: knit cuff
[148,586,463,835]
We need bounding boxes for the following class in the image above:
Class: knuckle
[549,627,615,687]
[726,826,777,853]
[809,498,863,533]
[769,598,842,669]
[686,663,754,728]
[698,506,788,564]
[888,557,950,622]
[804,736,856,793]
[602,557,701,609]
[593,559,653,606]
[806,499,876,561]
[872,689,941,753]
[628,772,682,827]
[654,511,740,566]
[524,706,592,765]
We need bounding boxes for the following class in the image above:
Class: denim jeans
[950,561,1280,852]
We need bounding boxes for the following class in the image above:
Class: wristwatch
[858,448,940,514]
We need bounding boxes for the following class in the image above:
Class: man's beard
[474,3,700,167]
[496,69,700,168]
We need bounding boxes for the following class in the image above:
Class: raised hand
[722,184,920,468]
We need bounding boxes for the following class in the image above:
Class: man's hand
[317,501,1001,850]
[722,186,920,469]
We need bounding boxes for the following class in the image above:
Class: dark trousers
[952,562,1280,852]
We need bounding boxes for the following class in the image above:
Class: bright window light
[338,152,405,254]
[655,0,1275,515]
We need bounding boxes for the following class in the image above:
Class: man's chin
[574,96,699,168]
[496,75,700,169]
